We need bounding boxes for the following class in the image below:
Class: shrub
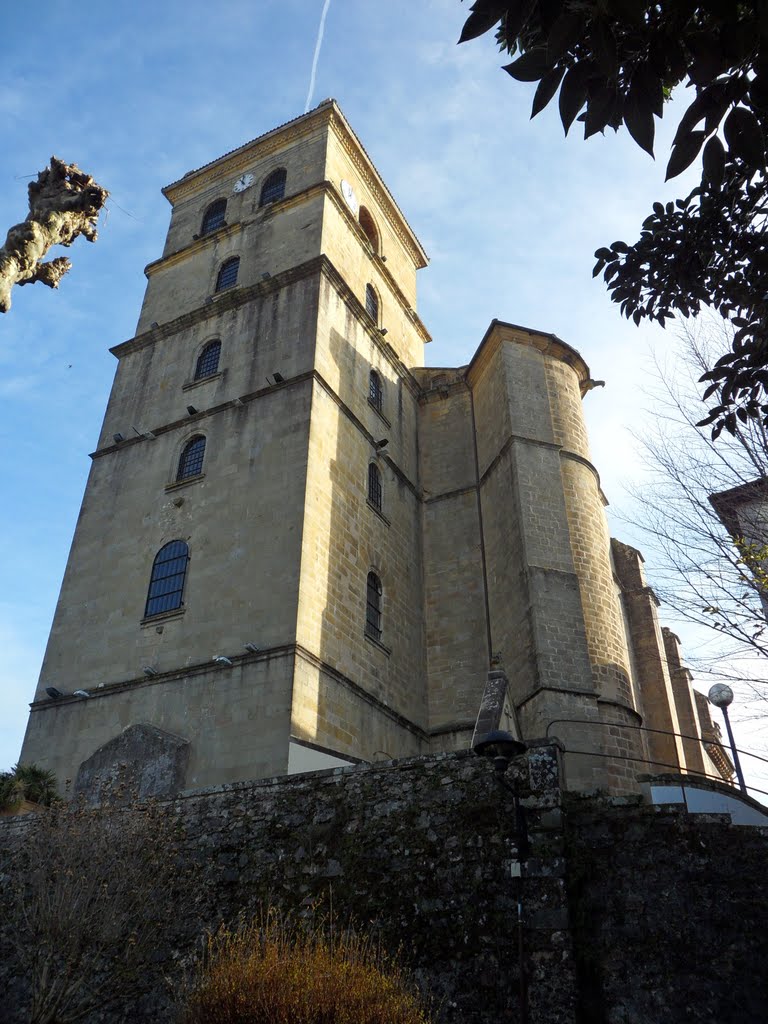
[180,909,433,1024]
[0,762,58,812]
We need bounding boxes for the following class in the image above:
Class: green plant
[0,762,58,811]
[179,908,434,1024]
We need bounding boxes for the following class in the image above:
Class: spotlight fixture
[186,405,198,416]
[380,254,387,263]
[45,686,63,700]
[113,432,125,443]
[261,272,271,281]
[232,398,244,408]
[73,689,91,699]
[213,655,233,667]
[375,438,389,450]
[273,372,285,383]
[244,642,260,654]
[150,321,159,328]
[378,328,388,336]
[143,666,158,677]
[192,233,200,240]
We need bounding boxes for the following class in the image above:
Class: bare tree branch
[0,157,108,313]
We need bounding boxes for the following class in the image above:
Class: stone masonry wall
[3,750,767,1023]
[0,748,575,1024]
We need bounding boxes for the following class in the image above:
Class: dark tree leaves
[457,0,507,43]
[458,0,768,437]
[702,136,726,188]
[723,106,765,168]
[532,66,567,118]
[560,63,594,134]
[666,130,706,180]
[503,47,553,82]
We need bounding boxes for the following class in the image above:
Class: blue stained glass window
[259,168,286,206]
[216,257,240,292]
[194,340,221,380]
[177,436,206,481]
[201,199,227,234]
[145,540,189,617]
[365,571,382,641]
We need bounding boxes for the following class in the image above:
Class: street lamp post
[707,684,748,794]
[473,730,529,1024]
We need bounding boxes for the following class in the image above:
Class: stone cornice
[144,220,243,277]
[294,644,428,741]
[324,181,431,343]
[159,100,429,272]
[91,364,421,501]
[326,106,428,269]
[110,255,427,385]
[162,104,335,204]
[140,181,431,344]
[466,319,591,390]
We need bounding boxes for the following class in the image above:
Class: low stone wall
[565,799,768,1023]
[0,746,575,1024]
[2,748,767,1024]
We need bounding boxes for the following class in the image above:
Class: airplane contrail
[304,0,332,113]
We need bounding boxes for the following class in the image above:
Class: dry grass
[179,909,434,1024]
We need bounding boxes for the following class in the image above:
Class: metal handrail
[543,716,768,801]
[545,716,768,766]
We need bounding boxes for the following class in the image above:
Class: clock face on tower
[340,179,359,215]
[233,173,254,193]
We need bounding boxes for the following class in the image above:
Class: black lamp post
[473,729,530,1024]
[707,684,748,794]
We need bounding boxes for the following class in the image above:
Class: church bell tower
[21,101,433,796]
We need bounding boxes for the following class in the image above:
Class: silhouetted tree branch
[0,157,108,313]
[459,1,768,437]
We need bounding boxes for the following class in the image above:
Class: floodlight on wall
[375,438,389,450]
[261,272,271,281]
[380,254,387,263]
[186,405,198,416]
[213,655,234,667]
[273,372,285,383]
[144,431,157,440]
[244,642,260,654]
[113,433,125,443]
[232,398,244,408]
[378,328,388,336]
[150,321,159,328]
[143,666,158,677]
[73,689,91,699]
[45,687,64,700]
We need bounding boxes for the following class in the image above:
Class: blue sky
[1,1,763,787]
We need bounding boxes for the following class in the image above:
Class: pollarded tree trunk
[0,156,108,312]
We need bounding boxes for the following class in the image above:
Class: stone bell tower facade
[20,101,716,797]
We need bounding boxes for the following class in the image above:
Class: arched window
[201,199,227,235]
[359,206,379,252]
[365,571,383,641]
[368,463,382,512]
[177,435,206,481]
[215,257,240,292]
[365,284,379,323]
[369,369,383,412]
[145,540,189,618]
[259,168,286,207]
[194,340,221,380]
